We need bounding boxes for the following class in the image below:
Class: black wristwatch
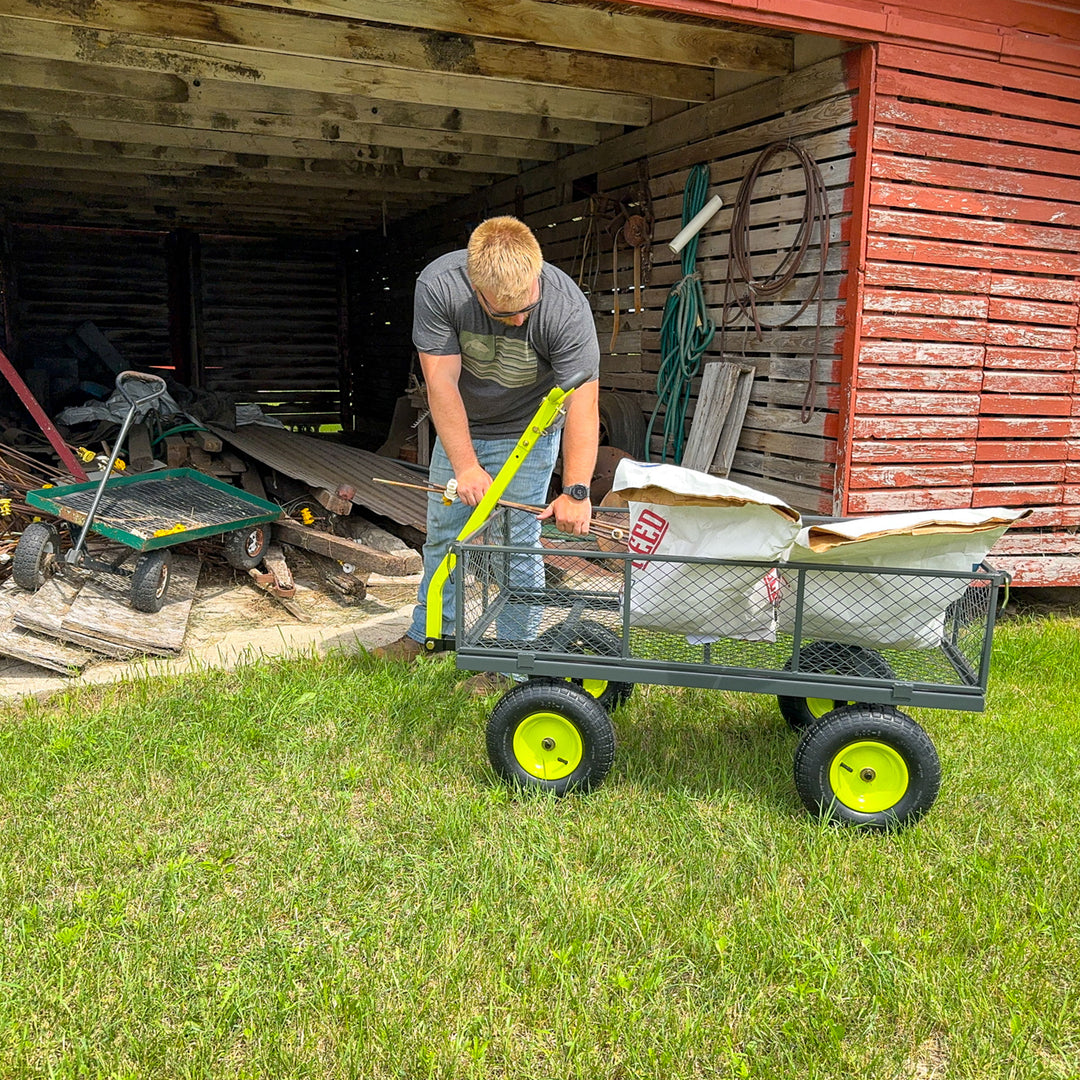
[562,483,590,502]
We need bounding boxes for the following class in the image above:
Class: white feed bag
[613,461,802,641]
[778,507,1029,650]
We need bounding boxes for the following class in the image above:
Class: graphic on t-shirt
[460,331,538,388]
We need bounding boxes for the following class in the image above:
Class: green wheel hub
[829,740,909,814]
[513,711,584,781]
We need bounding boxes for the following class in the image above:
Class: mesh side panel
[456,509,997,692]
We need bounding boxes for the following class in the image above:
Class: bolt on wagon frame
[423,377,1008,830]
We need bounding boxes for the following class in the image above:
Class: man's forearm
[560,379,600,487]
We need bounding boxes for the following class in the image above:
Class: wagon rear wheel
[12,522,61,592]
[793,704,940,830]
[223,524,269,570]
[533,619,634,710]
[131,550,172,613]
[778,641,894,730]
[486,680,616,796]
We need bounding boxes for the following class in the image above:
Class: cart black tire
[131,550,172,613]
[486,680,616,796]
[532,618,634,709]
[223,524,270,570]
[778,641,894,731]
[793,704,940,830]
[12,522,61,592]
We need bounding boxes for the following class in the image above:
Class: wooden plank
[973,463,1065,484]
[862,286,987,319]
[216,0,795,72]
[850,440,976,462]
[0,15,651,127]
[992,533,1080,555]
[0,588,92,673]
[868,209,1080,257]
[988,557,1080,587]
[856,367,983,392]
[12,576,137,658]
[877,43,1080,101]
[857,342,984,367]
[982,372,1073,394]
[971,486,1062,508]
[854,391,981,415]
[985,347,1075,371]
[1,0,721,101]
[272,520,420,576]
[847,488,974,512]
[848,463,974,488]
[865,234,1080,276]
[980,394,1073,417]
[680,361,754,477]
[62,553,201,655]
[873,107,1080,177]
[871,152,1080,206]
[858,314,986,344]
[975,441,1069,461]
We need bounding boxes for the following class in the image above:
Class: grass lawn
[0,609,1077,1078]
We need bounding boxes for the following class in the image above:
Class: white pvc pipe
[668,194,724,256]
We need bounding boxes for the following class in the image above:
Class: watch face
[564,483,589,501]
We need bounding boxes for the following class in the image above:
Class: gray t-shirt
[412,250,600,439]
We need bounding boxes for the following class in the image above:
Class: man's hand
[537,492,592,536]
[455,463,493,506]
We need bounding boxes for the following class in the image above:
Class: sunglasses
[475,277,543,319]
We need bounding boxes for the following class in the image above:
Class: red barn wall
[844,44,1080,584]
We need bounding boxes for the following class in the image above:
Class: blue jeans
[407,428,561,644]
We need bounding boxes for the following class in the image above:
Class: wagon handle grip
[116,369,168,409]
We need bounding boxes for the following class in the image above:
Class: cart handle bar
[424,381,579,647]
[67,370,169,565]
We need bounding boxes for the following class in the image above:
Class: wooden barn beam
[0,15,652,125]
[0,116,523,175]
[230,0,794,72]
[0,0,718,101]
[0,84,574,164]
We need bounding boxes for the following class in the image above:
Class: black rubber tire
[130,550,172,613]
[793,704,941,830]
[223,524,270,570]
[486,680,616,796]
[12,522,61,592]
[599,392,647,458]
[777,641,894,731]
[533,618,634,710]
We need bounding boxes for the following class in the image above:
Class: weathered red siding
[846,43,1080,583]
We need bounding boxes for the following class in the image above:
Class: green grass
[1,613,1078,1079]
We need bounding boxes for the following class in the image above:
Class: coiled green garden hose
[646,163,716,463]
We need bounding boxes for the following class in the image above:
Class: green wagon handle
[423,370,592,651]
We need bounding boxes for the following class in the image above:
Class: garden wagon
[13,370,281,612]
[420,378,1009,830]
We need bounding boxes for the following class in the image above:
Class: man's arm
[418,350,492,505]
[538,377,599,536]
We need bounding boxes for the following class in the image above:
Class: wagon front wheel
[12,522,61,592]
[793,704,940,830]
[131,550,172,613]
[486,680,616,796]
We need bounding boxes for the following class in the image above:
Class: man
[374,215,600,691]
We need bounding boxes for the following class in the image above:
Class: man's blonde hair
[466,216,543,307]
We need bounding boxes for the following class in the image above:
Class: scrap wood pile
[0,326,424,677]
